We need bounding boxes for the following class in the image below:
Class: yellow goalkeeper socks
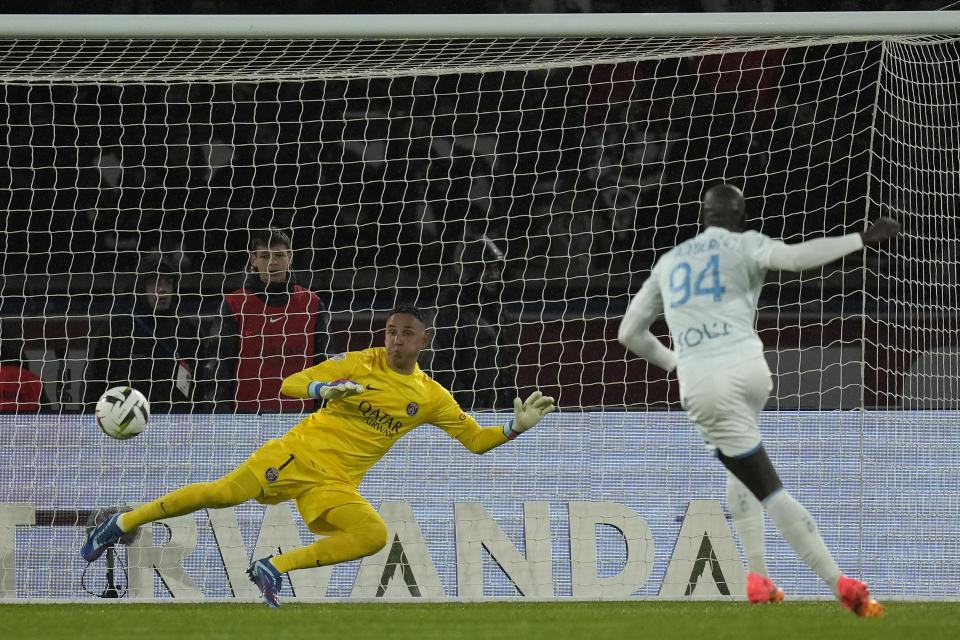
[271,503,388,573]
[120,466,262,531]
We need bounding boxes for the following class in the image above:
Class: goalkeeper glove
[308,379,365,401]
[503,390,556,439]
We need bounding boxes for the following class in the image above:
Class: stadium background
[1,36,937,411]
[1,3,957,603]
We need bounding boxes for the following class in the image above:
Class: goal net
[1,13,957,601]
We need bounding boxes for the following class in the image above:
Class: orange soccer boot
[837,574,884,617]
[747,572,784,604]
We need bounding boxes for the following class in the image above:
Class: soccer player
[81,304,555,607]
[617,184,899,617]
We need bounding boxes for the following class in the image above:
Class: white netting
[1,29,958,600]
[0,35,871,82]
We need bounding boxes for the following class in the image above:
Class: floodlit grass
[3,601,957,640]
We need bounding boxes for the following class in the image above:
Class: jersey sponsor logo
[366,384,381,391]
[264,467,279,483]
[406,402,419,417]
[459,413,467,421]
[330,352,346,361]
[268,316,283,324]
[677,321,731,351]
[358,399,404,437]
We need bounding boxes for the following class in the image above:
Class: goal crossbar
[1,11,960,39]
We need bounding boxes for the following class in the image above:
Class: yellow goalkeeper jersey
[279,347,508,487]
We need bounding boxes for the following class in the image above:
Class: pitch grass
[3,601,958,640]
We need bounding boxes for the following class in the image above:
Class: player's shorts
[678,354,772,457]
[237,438,372,529]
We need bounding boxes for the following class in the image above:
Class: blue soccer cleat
[247,557,283,608]
[80,512,126,562]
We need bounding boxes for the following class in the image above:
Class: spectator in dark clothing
[201,228,330,413]
[430,234,518,411]
[85,262,202,413]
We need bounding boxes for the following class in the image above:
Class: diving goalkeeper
[81,304,555,607]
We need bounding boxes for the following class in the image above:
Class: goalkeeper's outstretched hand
[309,379,365,401]
[504,390,556,439]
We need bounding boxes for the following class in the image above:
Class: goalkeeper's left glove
[503,390,556,439]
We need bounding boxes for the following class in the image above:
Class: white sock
[763,489,842,596]
[726,471,768,576]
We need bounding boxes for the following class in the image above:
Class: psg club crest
[264,467,279,483]
[406,402,419,416]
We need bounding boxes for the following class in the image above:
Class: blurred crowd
[1,41,884,316]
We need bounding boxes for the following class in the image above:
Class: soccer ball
[95,386,150,440]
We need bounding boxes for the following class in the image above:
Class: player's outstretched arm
[281,371,364,400]
[309,379,365,400]
[767,215,901,272]
[433,388,555,453]
[503,390,556,439]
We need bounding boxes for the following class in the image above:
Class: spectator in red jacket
[0,334,48,412]
[201,228,330,413]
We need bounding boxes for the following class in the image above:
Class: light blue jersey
[620,221,865,454]
[641,226,783,367]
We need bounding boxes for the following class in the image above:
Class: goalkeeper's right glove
[503,390,556,439]
[308,379,365,401]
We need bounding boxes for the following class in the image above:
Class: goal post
[0,12,957,601]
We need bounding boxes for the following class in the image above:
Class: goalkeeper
[81,304,555,607]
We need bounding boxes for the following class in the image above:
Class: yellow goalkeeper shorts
[237,438,370,528]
